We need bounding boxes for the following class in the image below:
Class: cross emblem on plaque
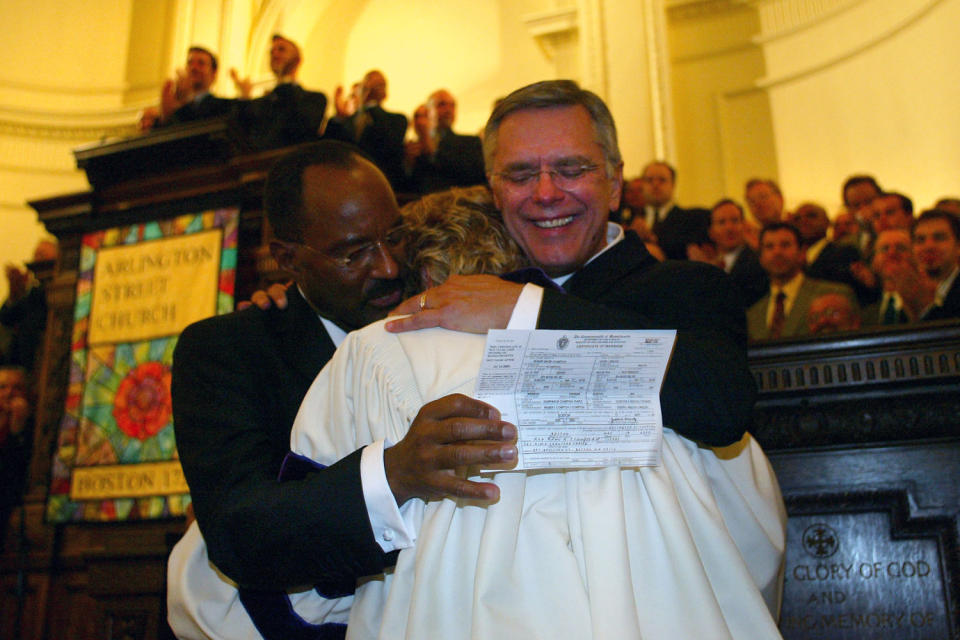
[803,523,839,558]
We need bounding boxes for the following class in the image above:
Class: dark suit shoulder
[923,274,960,321]
[172,292,385,589]
[729,246,768,308]
[541,232,753,446]
[653,206,711,261]
[175,303,287,359]
[167,94,235,125]
[823,241,861,260]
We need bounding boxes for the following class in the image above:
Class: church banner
[47,208,238,522]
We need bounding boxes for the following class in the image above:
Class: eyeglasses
[295,225,406,270]
[493,163,602,189]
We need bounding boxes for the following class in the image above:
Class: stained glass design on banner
[47,207,238,522]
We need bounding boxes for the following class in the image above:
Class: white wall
[668,2,772,208]
[0,0,140,300]
[761,0,960,213]
[668,0,960,214]
[302,0,563,136]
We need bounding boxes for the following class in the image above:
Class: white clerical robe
[290,320,786,640]
[168,319,787,639]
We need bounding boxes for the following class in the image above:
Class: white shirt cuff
[506,283,543,330]
[360,440,417,552]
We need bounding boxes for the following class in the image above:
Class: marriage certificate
[476,330,676,470]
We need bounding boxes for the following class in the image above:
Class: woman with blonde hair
[399,185,527,292]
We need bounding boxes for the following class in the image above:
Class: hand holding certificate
[476,329,676,470]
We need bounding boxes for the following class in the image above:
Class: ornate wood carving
[754,326,960,638]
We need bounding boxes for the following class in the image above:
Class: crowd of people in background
[616,165,959,340]
[139,39,486,197]
[0,238,57,538]
[138,42,960,343]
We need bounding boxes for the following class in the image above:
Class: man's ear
[269,240,298,275]
[490,176,502,211]
[608,162,624,214]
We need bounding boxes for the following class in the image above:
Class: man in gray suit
[748,223,857,340]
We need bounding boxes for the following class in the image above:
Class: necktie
[770,290,786,338]
[882,296,898,325]
[881,296,908,325]
[500,267,566,292]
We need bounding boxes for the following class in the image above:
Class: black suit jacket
[166,94,236,125]
[172,289,389,590]
[237,84,327,151]
[347,105,408,190]
[0,284,47,370]
[409,128,486,193]
[728,245,769,308]
[806,241,877,305]
[538,232,755,446]
[923,273,960,321]
[653,206,711,261]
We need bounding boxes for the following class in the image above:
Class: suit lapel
[563,233,656,298]
[785,279,814,336]
[943,276,960,311]
[272,288,336,382]
[732,246,754,273]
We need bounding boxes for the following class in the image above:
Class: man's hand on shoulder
[236,282,291,311]
[385,275,522,334]
[383,394,517,505]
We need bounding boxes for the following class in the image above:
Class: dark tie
[882,296,897,325]
[500,267,565,292]
[769,290,786,338]
[882,296,907,325]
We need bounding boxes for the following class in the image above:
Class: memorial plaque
[780,512,950,639]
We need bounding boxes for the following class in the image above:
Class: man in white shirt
[747,223,857,340]
[639,161,677,229]
[745,178,784,227]
[709,198,767,306]
[865,228,919,325]
[638,161,708,260]
[871,191,914,235]
[913,209,960,320]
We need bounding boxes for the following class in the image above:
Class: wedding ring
[419,292,428,312]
